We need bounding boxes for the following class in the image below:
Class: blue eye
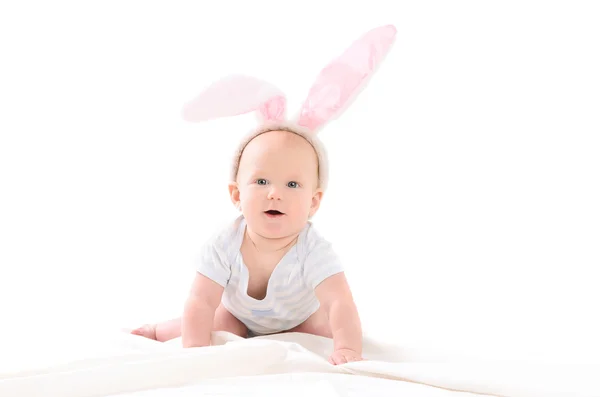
[257,179,267,185]
[287,181,299,188]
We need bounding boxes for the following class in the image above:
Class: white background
[1,1,598,369]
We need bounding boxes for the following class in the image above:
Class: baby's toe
[131,324,157,340]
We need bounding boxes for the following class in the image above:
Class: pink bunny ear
[296,24,397,132]
[182,74,286,123]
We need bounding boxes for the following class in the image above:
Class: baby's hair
[230,123,329,191]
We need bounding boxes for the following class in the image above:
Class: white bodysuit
[193,216,344,335]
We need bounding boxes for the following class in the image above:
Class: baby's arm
[182,272,224,348]
[315,273,362,361]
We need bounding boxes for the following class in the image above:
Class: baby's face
[230,130,322,239]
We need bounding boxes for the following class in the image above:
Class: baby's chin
[248,214,306,239]
[256,223,295,240]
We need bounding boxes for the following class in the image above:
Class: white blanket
[0,330,596,397]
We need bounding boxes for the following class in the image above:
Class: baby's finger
[335,355,348,365]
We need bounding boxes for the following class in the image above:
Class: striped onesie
[193,215,344,335]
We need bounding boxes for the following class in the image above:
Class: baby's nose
[267,186,282,200]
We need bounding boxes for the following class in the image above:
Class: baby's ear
[228,182,241,211]
[309,189,324,217]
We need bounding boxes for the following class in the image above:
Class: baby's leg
[286,305,332,338]
[212,303,248,337]
[131,303,247,342]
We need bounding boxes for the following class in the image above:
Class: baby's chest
[241,254,302,301]
[243,255,277,299]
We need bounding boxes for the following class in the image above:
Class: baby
[133,125,363,364]
[131,24,396,366]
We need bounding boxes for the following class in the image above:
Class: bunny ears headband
[182,24,398,191]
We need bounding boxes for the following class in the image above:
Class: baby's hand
[328,348,363,365]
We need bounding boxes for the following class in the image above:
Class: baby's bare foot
[131,324,157,340]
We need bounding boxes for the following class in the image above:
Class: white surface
[1,1,599,395]
[0,330,598,397]
[109,374,482,397]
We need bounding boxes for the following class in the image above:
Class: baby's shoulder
[297,222,337,259]
[203,215,244,252]
[297,222,345,285]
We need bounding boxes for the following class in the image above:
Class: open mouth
[264,210,284,217]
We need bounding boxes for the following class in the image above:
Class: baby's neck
[245,228,298,254]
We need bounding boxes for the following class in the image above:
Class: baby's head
[228,125,328,239]
[181,25,397,239]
